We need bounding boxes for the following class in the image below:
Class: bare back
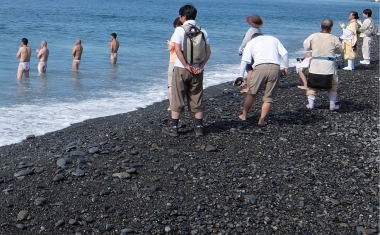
[110,40,119,53]
[72,45,83,60]
[17,46,31,62]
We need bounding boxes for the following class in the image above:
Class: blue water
[0,0,378,146]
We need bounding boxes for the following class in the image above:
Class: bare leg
[72,61,77,71]
[110,55,117,65]
[17,64,24,79]
[240,70,252,93]
[171,110,180,119]
[167,86,172,111]
[239,94,255,120]
[258,102,271,125]
[38,62,44,76]
[194,111,203,119]
[24,69,29,78]
[297,70,308,90]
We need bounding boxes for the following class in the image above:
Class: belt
[313,56,335,61]
[313,56,337,67]
[255,63,280,67]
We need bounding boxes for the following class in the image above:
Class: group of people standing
[339,9,377,70]
[163,5,376,137]
[15,33,120,79]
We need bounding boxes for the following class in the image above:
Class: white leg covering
[328,91,339,110]
[306,95,315,109]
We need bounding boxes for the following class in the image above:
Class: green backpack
[181,24,207,64]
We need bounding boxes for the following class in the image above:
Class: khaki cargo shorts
[248,63,280,103]
[170,67,204,113]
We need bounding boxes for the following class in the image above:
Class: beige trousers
[362,36,372,60]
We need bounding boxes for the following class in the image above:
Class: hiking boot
[194,125,204,137]
[162,126,179,137]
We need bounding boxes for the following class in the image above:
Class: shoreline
[0,37,378,234]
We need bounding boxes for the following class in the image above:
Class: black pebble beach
[0,38,378,234]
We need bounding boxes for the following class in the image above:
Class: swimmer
[36,40,49,75]
[16,38,32,79]
[72,39,83,71]
[108,33,119,65]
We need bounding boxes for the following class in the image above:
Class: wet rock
[26,134,35,139]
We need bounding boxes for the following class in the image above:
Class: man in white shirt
[162,4,211,137]
[238,33,289,126]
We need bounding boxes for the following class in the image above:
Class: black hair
[179,4,197,21]
[321,18,333,31]
[363,9,372,17]
[173,17,183,28]
[111,33,117,38]
[22,38,28,45]
[350,11,359,19]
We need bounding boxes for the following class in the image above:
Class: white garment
[296,57,311,73]
[238,27,261,55]
[303,32,342,75]
[241,35,288,68]
[172,20,210,68]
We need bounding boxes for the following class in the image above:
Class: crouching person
[238,33,289,125]
[303,19,343,110]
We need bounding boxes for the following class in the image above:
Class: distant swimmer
[72,39,83,70]
[108,33,119,65]
[36,40,49,75]
[16,38,32,79]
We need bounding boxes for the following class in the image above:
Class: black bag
[307,73,333,90]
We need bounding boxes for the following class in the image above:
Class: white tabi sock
[307,95,315,109]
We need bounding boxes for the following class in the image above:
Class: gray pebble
[71,150,86,157]
[56,158,67,167]
[112,172,131,179]
[16,223,26,229]
[106,224,114,231]
[53,174,65,182]
[17,211,29,220]
[205,145,217,152]
[55,220,64,227]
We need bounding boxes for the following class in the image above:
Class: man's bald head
[321,19,333,31]
[76,39,82,45]
[41,40,47,47]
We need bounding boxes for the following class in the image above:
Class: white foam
[0,85,167,147]
[0,60,301,147]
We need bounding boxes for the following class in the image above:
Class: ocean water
[0,0,378,146]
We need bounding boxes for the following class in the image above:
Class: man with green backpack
[162,4,211,137]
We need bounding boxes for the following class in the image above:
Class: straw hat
[246,14,264,27]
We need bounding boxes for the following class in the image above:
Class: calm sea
[0,0,378,146]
